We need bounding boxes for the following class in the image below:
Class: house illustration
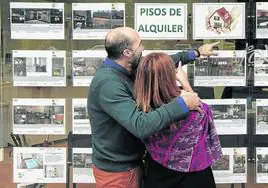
[208,7,232,30]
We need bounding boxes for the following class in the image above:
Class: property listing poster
[202,99,247,135]
[72,99,91,134]
[256,2,268,39]
[13,98,65,135]
[256,147,268,183]
[72,3,125,39]
[194,50,246,86]
[135,3,187,40]
[13,50,66,87]
[212,148,247,184]
[13,147,66,183]
[254,50,268,86]
[10,2,64,39]
[256,99,268,134]
[72,50,106,86]
[193,3,245,39]
[73,148,95,183]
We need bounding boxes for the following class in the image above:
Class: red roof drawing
[216,7,232,23]
[209,7,232,27]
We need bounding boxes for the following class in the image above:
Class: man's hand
[198,41,220,57]
[180,91,202,113]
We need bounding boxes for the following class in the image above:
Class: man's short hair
[105,35,133,60]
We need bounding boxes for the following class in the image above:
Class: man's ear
[123,49,132,57]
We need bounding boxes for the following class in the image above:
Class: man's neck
[114,59,132,72]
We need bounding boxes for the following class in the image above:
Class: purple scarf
[145,103,222,172]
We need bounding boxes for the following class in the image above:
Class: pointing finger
[210,41,220,47]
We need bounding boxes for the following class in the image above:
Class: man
[87,27,219,188]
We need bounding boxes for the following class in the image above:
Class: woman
[134,52,222,188]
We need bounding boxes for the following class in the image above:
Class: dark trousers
[144,155,216,188]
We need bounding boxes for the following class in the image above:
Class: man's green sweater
[87,51,195,171]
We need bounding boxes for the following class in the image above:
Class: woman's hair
[134,52,181,112]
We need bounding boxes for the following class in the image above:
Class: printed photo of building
[73,57,103,77]
[257,154,268,173]
[73,9,124,30]
[211,104,246,120]
[195,55,245,77]
[257,9,268,29]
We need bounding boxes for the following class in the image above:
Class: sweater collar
[103,57,133,77]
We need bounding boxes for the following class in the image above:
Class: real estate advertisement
[72,3,125,39]
[10,2,64,39]
[256,147,268,183]
[13,98,65,135]
[254,50,268,86]
[194,50,246,86]
[193,3,245,39]
[13,50,66,87]
[13,147,66,183]
[256,99,268,134]
[212,148,247,184]
[72,99,91,134]
[203,99,247,135]
[72,50,106,86]
[73,148,95,183]
[256,2,268,39]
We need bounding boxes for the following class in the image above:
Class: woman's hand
[176,61,193,92]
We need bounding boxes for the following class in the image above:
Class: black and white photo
[26,57,47,73]
[211,104,246,120]
[11,8,25,23]
[74,104,88,120]
[73,153,92,168]
[73,10,123,30]
[256,148,268,183]
[212,155,230,171]
[72,3,125,39]
[14,57,27,77]
[256,99,268,134]
[44,165,64,178]
[254,50,268,86]
[233,150,246,173]
[257,154,268,173]
[73,57,103,77]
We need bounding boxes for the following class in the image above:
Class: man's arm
[170,50,196,67]
[170,41,220,67]
[99,80,191,140]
